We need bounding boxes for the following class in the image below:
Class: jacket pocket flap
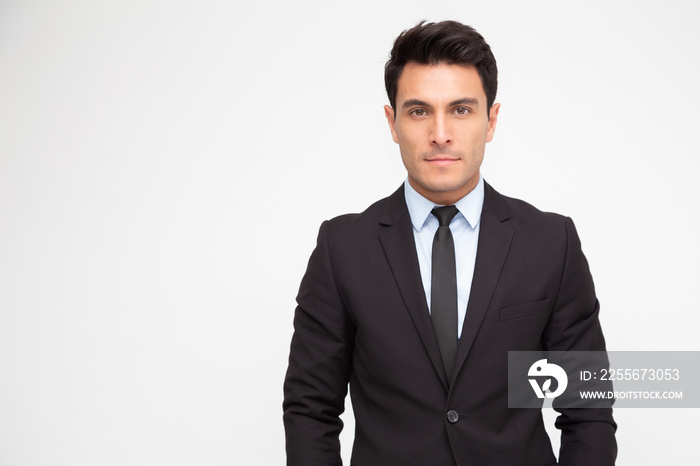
[499,298,552,321]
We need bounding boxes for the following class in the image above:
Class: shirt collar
[404,174,484,232]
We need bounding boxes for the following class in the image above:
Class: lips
[423,150,461,162]
[426,157,459,164]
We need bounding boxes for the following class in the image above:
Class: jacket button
[446,410,460,423]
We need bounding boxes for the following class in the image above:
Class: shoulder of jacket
[489,184,568,226]
[324,191,393,230]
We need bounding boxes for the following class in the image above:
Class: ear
[486,103,500,143]
[384,105,399,144]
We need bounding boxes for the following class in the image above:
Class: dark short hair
[385,20,498,114]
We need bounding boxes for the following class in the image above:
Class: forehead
[396,62,486,103]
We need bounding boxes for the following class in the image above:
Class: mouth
[425,157,459,165]
[423,150,462,165]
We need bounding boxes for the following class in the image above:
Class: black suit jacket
[283,182,616,466]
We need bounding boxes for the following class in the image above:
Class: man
[283,20,616,466]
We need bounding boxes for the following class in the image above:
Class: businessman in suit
[283,20,616,465]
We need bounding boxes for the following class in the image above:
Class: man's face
[384,62,500,205]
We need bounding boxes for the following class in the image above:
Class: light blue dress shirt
[403,175,484,340]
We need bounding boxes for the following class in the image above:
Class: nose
[430,114,452,146]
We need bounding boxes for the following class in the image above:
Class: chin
[426,179,468,193]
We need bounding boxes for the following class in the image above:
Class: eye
[410,108,427,117]
[454,106,470,115]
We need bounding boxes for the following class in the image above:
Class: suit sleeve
[282,221,355,466]
[543,217,618,466]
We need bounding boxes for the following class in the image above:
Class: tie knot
[431,205,459,227]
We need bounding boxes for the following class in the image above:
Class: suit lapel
[378,186,449,390]
[451,182,513,383]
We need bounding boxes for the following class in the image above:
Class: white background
[1,0,699,464]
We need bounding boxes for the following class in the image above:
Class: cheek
[399,145,421,172]
[395,121,423,146]
[467,128,489,148]
[397,130,421,153]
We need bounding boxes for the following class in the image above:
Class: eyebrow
[449,98,479,106]
[402,99,430,108]
[401,97,480,108]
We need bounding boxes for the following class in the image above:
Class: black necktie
[431,205,459,381]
